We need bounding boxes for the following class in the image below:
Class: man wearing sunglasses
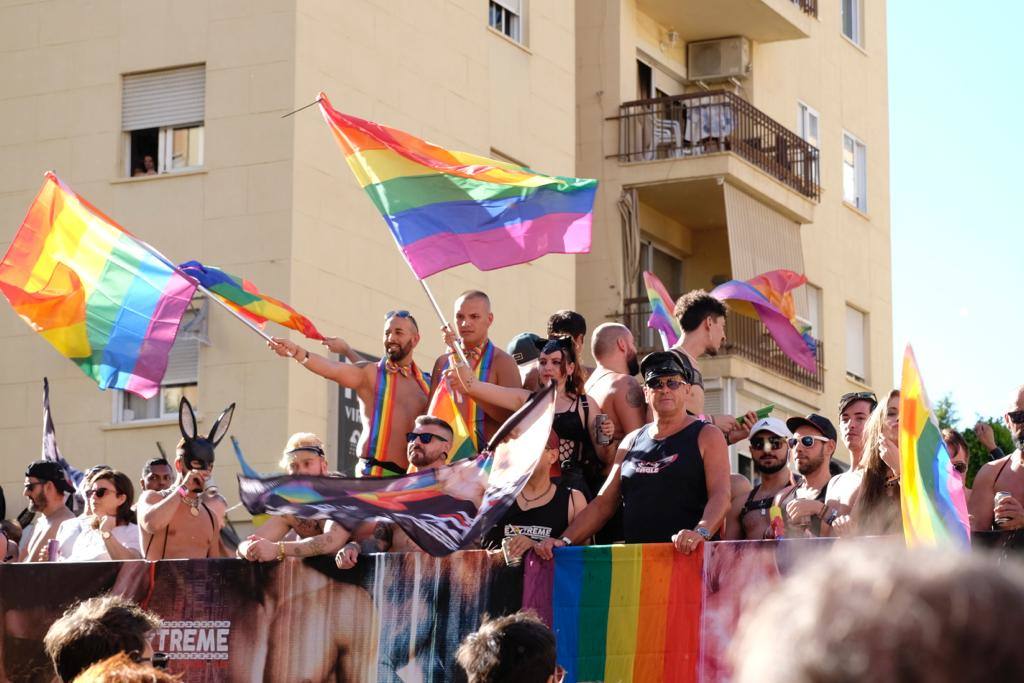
[775,414,837,537]
[270,309,432,477]
[725,418,795,540]
[969,385,1024,531]
[536,351,730,557]
[18,460,76,562]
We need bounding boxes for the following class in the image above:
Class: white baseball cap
[748,417,791,439]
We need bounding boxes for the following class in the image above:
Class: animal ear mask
[177,397,235,470]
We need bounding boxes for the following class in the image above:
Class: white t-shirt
[55,517,141,562]
[825,469,864,507]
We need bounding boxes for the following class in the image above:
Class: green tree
[934,395,959,430]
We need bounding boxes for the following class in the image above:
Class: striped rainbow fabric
[0,173,196,398]
[317,93,596,279]
[899,345,971,547]
[427,379,477,464]
[643,270,683,349]
[178,260,324,340]
[524,544,702,683]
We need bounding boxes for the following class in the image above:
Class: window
[842,132,867,211]
[797,102,820,148]
[114,298,207,423]
[845,305,867,383]
[122,65,205,177]
[802,283,823,340]
[841,0,863,46]
[637,59,653,100]
[489,0,523,43]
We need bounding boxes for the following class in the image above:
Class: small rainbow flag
[524,544,702,683]
[899,345,970,547]
[428,379,477,464]
[643,271,683,349]
[178,260,324,340]
[317,93,596,279]
[0,173,196,398]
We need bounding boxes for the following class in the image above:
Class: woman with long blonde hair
[852,389,903,536]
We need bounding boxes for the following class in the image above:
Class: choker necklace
[519,482,553,504]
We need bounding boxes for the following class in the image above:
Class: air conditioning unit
[688,37,751,81]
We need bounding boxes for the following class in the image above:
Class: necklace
[181,494,201,517]
[519,482,553,504]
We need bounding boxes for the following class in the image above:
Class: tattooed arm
[613,375,647,436]
[281,520,350,558]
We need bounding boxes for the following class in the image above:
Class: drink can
[46,538,59,562]
[595,413,611,445]
[501,536,523,567]
[994,491,1012,527]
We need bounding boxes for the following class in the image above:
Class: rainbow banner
[428,379,478,464]
[898,345,971,547]
[317,93,596,279]
[178,260,324,340]
[0,173,196,398]
[524,544,702,683]
[643,271,683,349]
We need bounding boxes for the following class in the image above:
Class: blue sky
[888,4,1022,426]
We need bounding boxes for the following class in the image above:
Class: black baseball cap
[24,460,75,494]
[786,414,838,442]
[639,351,693,384]
[838,391,878,415]
[506,333,545,366]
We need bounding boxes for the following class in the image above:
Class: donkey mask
[177,397,235,470]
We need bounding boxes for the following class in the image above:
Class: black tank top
[620,420,708,544]
[551,395,601,492]
[481,484,573,550]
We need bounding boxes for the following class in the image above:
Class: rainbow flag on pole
[643,271,683,349]
[524,544,702,683]
[317,93,596,279]
[0,173,196,398]
[898,345,971,547]
[427,379,477,464]
[178,261,324,340]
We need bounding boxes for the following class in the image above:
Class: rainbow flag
[317,93,596,279]
[899,345,970,547]
[643,271,683,349]
[524,544,702,683]
[178,260,324,340]
[0,173,196,398]
[427,379,477,464]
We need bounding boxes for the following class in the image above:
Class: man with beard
[585,323,647,449]
[19,461,76,562]
[776,414,837,537]
[970,385,1024,531]
[824,392,877,525]
[270,311,431,477]
[429,291,520,445]
[724,418,796,540]
[670,290,752,445]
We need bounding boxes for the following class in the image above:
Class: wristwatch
[559,536,573,546]
[694,526,712,541]
[101,530,111,540]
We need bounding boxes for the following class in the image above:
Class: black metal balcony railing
[793,0,818,17]
[610,91,821,200]
[622,298,825,391]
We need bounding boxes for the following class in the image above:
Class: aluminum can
[994,491,1013,527]
[595,413,612,445]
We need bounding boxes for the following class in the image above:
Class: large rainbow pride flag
[899,345,971,547]
[317,93,596,279]
[524,544,702,683]
[178,260,324,340]
[0,173,196,398]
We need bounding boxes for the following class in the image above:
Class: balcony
[637,0,815,44]
[623,298,824,391]
[611,91,820,201]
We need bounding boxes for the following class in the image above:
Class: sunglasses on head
[406,432,448,444]
[646,378,686,391]
[129,650,169,670]
[789,435,830,448]
[750,436,787,451]
[386,310,411,319]
[1008,410,1024,425]
[952,461,968,474]
[841,391,878,407]
[86,488,114,499]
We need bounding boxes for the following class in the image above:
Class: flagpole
[417,277,470,367]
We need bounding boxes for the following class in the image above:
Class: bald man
[584,323,646,454]
[970,385,1024,531]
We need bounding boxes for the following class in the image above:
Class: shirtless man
[584,323,646,455]
[724,418,796,540]
[237,433,353,563]
[429,291,520,445]
[970,385,1024,531]
[18,461,75,562]
[270,310,432,477]
[823,391,877,527]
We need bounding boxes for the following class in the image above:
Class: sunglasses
[406,432,448,444]
[789,435,830,448]
[841,391,878,407]
[750,436,787,451]
[23,481,42,492]
[386,310,411,319]
[86,488,114,499]
[1008,410,1024,425]
[952,461,968,474]
[129,650,169,670]
[646,378,686,391]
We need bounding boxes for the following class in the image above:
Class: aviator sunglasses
[406,432,449,444]
[646,378,686,391]
[750,436,787,451]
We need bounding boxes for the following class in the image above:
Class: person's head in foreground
[456,611,561,683]
[44,595,161,682]
[72,651,177,683]
[730,544,1024,683]
[278,432,329,475]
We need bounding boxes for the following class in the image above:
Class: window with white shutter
[845,305,867,383]
[489,0,524,43]
[122,65,205,177]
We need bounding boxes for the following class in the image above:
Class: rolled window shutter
[122,65,205,131]
[492,0,522,13]
[162,335,199,385]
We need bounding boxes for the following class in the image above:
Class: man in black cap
[536,351,731,556]
[776,414,837,537]
[19,460,76,562]
[506,332,545,391]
